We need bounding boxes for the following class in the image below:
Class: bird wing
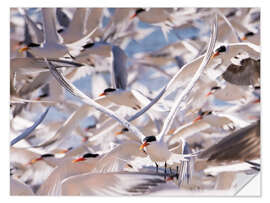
[222,58,260,86]
[61,171,167,196]
[42,8,62,44]
[11,57,83,75]
[157,14,218,142]
[111,46,128,89]
[198,120,260,162]
[93,140,147,173]
[10,107,50,146]
[46,59,145,142]
[61,8,87,43]
[167,121,211,145]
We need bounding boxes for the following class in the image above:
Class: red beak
[29,157,43,164]
[193,115,202,123]
[206,91,212,97]
[72,157,86,163]
[130,13,137,19]
[82,136,88,142]
[252,99,260,104]
[211,52,219,59]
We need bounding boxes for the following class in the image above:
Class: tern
[19,8,69,58]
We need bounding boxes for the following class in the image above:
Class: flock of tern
[10,8,260,196]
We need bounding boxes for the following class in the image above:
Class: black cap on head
[86,124,96,129]
[28,42,41,48]
[122,128,129,132]
[211,86,221,91]
[57,28,64,33]
[199,110,212,116]
[143,136,156,143]
[104,88,116,93]
[82,42,95,49]
[83,153,99,158]
[135,8,146,15]
[245,31,255,37]
[215,45,226,53]
[41,154,54,158]
[39,92,49,98]
[206,111,212,115]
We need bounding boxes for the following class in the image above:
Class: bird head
[139,136,156,150]
[130,8,146,19]
[29,153,54,165]
[18,42,40,53]
[212,45,227,59]
[114,127,129,136]
[193,110,212,123]
[34,92,49,101]
[206,86,221,96]
[99,88,116,97]
[72,153,99,163]
[242,31,255,41]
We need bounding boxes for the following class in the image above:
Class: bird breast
[146,142,171,162]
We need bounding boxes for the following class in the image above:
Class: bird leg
[164,162,167,180]
[176,165,179,180]
[155,162,159,173]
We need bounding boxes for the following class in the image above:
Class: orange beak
[139,141,149,150]
[193,115,202,123]
[168,128,175,135]
[242,36,247,41]
[18,46,29,53]
[29,157,43,164]
[206,91,212,97]
[72,157,86,163]
[130,13,137,19]
[57,149,69,154]
[99,92,105,97]
[211,52,219,59]
[114,131,123,136]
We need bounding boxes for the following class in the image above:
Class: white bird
[138,15,217,170]
[19,8,69,58]
[35,140,147,195]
